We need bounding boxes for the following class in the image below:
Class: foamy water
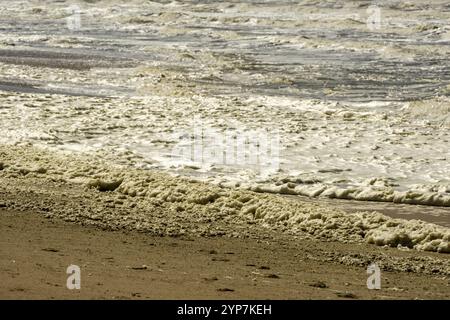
[1,0,450,208]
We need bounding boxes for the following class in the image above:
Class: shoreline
[1,144,449,299]
[1,144,449,253]
[1,0,449,210]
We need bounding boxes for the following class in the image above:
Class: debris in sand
[87,178,123,192]
[128,265,149,270]
[41,248,59,253]
[336,291,357,299]
[217,288,234,292]
[309,281,328,288]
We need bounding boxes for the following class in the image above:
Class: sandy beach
[0,145,449,299]
[1,209,449,300]
[0,0,449,300]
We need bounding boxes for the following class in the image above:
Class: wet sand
[1,209,449,300]
[285,194,450,228]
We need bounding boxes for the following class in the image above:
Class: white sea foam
[1,145,449,253]
[0,0,449,211]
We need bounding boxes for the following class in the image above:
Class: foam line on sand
[1,145,449,254]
